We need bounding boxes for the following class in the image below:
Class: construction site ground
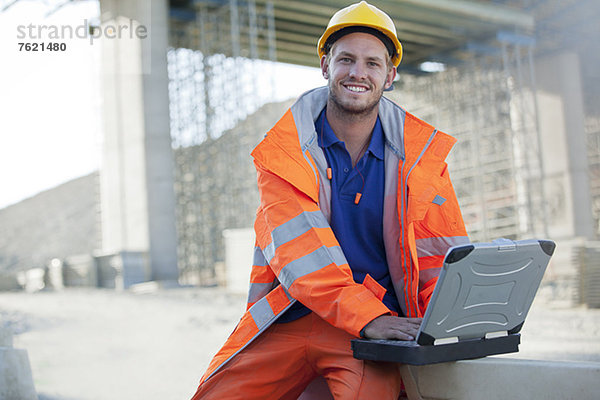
[1,286,599,400]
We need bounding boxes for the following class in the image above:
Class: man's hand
[362,315,422,341]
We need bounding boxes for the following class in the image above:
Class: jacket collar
[316,108,385,161]
[251,86,456,201]
[290,86,406,162]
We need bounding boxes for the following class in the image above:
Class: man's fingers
[390,326,419,338]
[362,316,424,340]
[394,320,420,330]
[396,325,419,335]
[391,331,414,341]
[388,318,421,340]
[390,322,419,331]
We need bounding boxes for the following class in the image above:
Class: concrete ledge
[401,357,600,400]
[0,328,37,400]
[0,347,37,400]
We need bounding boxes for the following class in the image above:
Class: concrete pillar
[535,50,594,240]
[0,328,37,400]
[99,0,178,281]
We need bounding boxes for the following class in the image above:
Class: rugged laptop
[351,238,556,365]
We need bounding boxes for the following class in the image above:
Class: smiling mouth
[343,84,368,93]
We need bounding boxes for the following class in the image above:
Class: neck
[325,100,378,166]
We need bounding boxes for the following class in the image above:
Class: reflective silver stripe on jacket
[294,87,332,222]
[278,245,346,289]
[205,289,296,382]
[263,210,331,263]
[419,267,443,286]
[252,245,268,266]
[400,129,438,317]
[247,281,276,304]
[416,236,470,258]
[247,247,276,304]
[249,295,276,328]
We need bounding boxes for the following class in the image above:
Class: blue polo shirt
[277,108,400,323]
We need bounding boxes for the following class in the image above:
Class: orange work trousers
[191,312,402,400]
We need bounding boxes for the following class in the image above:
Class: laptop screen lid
[416,238,555,346]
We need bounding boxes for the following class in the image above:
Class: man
[191,2,468,399]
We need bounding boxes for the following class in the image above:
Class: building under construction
[12,0,576,306]
[163,0,599,300]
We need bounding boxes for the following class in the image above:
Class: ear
[320,55,329,80]
[384,67,396,90]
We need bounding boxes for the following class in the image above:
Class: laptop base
[351,334,520,365]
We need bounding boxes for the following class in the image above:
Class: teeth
[346,85,366,92]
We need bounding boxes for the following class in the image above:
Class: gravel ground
[1,287,599,400]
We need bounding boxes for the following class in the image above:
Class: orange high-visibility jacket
[199,87,469,384]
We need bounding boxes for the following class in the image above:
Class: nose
[348,61,367,80]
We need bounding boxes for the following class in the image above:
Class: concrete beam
[399,0,534,30]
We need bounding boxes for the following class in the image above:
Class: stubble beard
[327,79,384,121]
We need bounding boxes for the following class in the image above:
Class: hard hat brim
[318,23,403,67]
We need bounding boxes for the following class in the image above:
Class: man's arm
[253,161,391,338]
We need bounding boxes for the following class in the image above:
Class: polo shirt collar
[317,109,385,161]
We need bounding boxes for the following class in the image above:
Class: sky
[0,0,324,210]
[0,0,102,209]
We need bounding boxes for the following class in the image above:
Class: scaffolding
[167,1,546,279]
[166,0,600,284]
[388,31,546,243]
[499,32,547,238]
[168,0,277,283]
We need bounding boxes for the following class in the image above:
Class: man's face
[321,32,396,116]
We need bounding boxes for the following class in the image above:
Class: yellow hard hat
[317,1,403,67]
